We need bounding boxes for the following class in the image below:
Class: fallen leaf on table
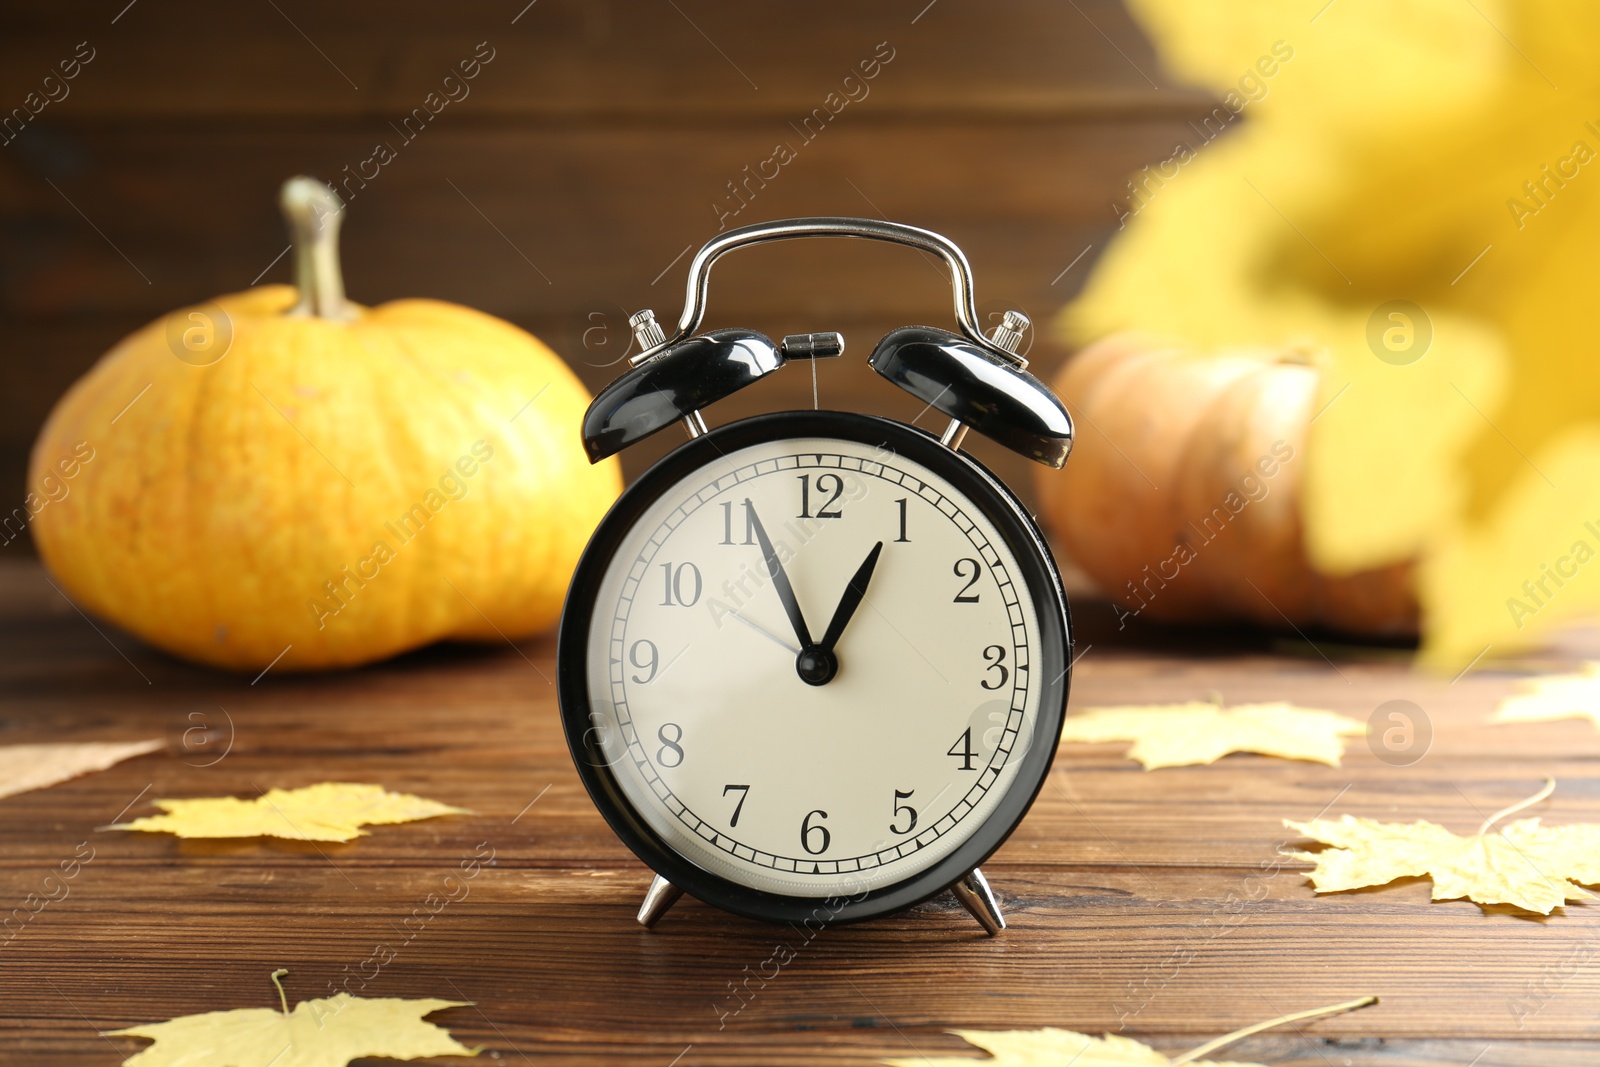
[106,968,477,1067]
[882,996,1375,1067]
[1060,701,1364,769]
[1285,779,1600,914]
[108,782,467,842]
[1492,663,1600,732]
[0,740,162,802]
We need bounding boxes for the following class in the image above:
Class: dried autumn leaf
[1285,780,1600,913]
[106,970,477,1067]
[881,997,1376,1067]
[109,782,466,842]
[0,740,162,802]
[1492,662,1600,731]
[1060,701,1364,769]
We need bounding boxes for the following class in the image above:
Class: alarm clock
[558,218,1074,934]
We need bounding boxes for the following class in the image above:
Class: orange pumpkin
[28,177,620,672]
[1035,333,1416,636]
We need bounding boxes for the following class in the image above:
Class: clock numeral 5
[953,558,982,602]
[723,783,750,827]
[800,809,831,855]
[980,644,1009,690]
[797,473,845,519]
[656,722,684,767]
[890,789,918,835]
[658,562,702,607]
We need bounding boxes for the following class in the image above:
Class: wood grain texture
[3,557,1600,1065]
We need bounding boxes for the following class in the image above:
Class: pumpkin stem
[280,176,357,322]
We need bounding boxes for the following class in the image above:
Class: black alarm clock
[558,218,1073,934]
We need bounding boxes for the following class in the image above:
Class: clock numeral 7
[890,789,918,835]
[723,783,750,827]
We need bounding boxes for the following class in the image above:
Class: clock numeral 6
[629,639,658,684]
[800,808,831,855]
[656,722,684,768]
[980,644,1009,690]
[953,558,982,602]
[797,473,845,519]
[658,562,702,607]
[890,789,918,835]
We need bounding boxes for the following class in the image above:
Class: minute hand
[819,541,884,652]
[746,500,814,649]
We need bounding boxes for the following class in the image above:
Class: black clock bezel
[557,411,1072,927]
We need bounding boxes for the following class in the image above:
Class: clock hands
[744,497,885,687]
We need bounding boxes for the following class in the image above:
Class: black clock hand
[745,499,813,650]
[818,541,883,653]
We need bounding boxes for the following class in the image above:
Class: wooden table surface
[4,556,1599,1066]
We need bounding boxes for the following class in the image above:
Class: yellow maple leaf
[1491,662,1600,731]
[1285,779,1600,913]
[1060,701,1364,769]
[109,782,467,842]
[0,740,163,802]
[106,969,477,1067]
[882,997,1375,1067]
[1062,0,1600,667]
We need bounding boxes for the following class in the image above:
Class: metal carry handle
[630,217,1023,366]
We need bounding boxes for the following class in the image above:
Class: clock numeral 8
[656,722,685,767]
[800,808,831,855]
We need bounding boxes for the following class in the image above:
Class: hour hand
[819,541,884,653]
[745,500,813,649]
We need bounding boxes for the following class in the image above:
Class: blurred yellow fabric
[1064,0,1600,667]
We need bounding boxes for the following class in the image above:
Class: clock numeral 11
[719,501,757,546]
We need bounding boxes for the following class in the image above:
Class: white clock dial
[583,434,1043,897]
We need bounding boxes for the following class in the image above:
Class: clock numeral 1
[659,562,702,606]
[797,473,845,519]
[894,497,910,542]
[722,783,750,827]
[980,644,1009,690]
[953,558,982,603]
[890,789,918,835]
[656,722,684,768]
[629,639,658,684]
[719,501,757,546]
[947,727,979,771]
[800,809,831,855]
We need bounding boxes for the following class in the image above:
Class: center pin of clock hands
[745,497,884,687]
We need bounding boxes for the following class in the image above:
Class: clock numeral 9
[952,558,982,602]
[658,562,702,607]
[948,727,979,771]
[656,722,684,768]
[629,640,658,684]
[980,644,1009,690]
[797,473,845,519]
[800,809,831,855]
[890,789,918,835]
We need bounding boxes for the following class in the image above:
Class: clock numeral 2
[719,501,757,546]
[948,727,979,771]
[659,562,702,606]
[953,558,982,602]
[723,783,750,827]
[981,644,1009,690]
[800,809,831,855]
[890,789,918,835]
[656,722,684,767]
[797,473,845,519]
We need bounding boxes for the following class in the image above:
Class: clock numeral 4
[797,473,845,519]
[800,809,831,855]
[658,562,702,607]
[723,784,750,827]
[952,558,982,602]
[980,644,1009,690]
[656,722,685,767]
[948,726,979,771]
[890,789,918,835]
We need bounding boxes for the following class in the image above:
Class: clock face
[561,413,1069,918]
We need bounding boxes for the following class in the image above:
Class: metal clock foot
[636,873,684,928]
[951,867,1005,936]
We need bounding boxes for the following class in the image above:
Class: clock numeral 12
[797,473,845,519]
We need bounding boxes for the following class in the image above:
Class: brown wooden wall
[0,0,1213,547]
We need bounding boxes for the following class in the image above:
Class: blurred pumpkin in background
[28,177,619,672]
[1037,333,1416,636]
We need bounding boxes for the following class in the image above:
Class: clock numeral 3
[800,809,831,855]
[797,473,845,519]
[947,727,979,771]
[629,639,658,684]
[890,789,918,835]
[980,644,1009,690]
[722,783,750,827]
[656,722,685,768]
[952,558,982,602]
[719,501,757,546]
[658,562,702,607]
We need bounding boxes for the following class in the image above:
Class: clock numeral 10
[797,473,845,519]
[800,809,831,854]
[719,501,757,546]
[659,562,702,606]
